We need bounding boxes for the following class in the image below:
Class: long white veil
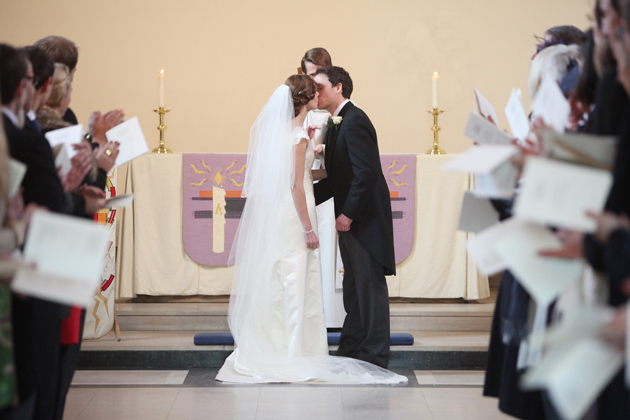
[221,84,407,384]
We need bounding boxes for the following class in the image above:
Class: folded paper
[514,157,613,232]
[494,221,584,305]
[457,191,500,233]
[464,112,512,146]
[106,117,149,166]
[44,124,83,159]
[11,211,109,307]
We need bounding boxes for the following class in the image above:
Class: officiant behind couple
[216,66,403,384]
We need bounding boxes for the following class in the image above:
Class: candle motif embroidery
[213,185,226,253]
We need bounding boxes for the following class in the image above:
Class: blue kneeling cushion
[194,332,234,346]
[327,332,414,346]
[194,332,414,346]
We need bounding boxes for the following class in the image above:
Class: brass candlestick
[152,107,172,153]
[426,108,446,155]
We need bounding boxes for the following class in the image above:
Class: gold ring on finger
[105,150,112,156]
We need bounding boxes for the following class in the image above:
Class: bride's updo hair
[284,74,318,117]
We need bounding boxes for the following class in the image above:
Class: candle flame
[160,69,164,75]
[433,72,438,77]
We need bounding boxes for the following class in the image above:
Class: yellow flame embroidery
[226,160,236,172]
[230,164,247,175]
[190,164,206,174]
[190,178,207,186]
[201,159,211,173]
[387,160,398,171]
[97,290,109,316]
[390,164,409,175]
[230,178,244,187]
[390,178,408,187]
[92,297,100,332]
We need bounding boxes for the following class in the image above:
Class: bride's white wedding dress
[216,85,406,384]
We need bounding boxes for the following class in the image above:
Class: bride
[216,75,406,384]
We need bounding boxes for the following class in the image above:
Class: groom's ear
[334,83,343,95]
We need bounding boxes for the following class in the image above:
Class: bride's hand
[313,144,324,155]
[307,125,320,140]
[305,232,319,250]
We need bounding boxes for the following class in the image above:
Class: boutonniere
[326,116,343,130]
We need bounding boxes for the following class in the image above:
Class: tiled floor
[64,369,510,420]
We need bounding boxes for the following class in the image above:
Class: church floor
[63,369,511,420]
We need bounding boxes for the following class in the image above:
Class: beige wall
[1,0,591,159]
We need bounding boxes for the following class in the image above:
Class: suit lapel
[325,102,354,170]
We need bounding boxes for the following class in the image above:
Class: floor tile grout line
[74,387,101,420]
[253,385,262,420]
[163,387,182,420]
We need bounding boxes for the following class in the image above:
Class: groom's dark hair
[314,66,353,99]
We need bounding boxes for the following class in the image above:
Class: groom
[313,66,395,369]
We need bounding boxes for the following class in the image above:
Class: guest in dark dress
[482,26,586,420]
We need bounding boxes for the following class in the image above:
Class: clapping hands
[89,109,125,146]
[95,141,121,172]
[59,142,93,192]
[75,185,107,215]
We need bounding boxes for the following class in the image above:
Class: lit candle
[432,72,438,109]
[158,70,165,108]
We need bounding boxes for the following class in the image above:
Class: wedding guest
[2,43,106,420]
[1,43,64,420]
[33,36,78,125]
[483,25,589,420]
[0,116,38,419]
[36,63,71,134]
[528,44,582,99]
[534,2,630,417]
[301,47,332,76]
[533,25,585,58]
[33,34,125,154]
[22,46,54,134]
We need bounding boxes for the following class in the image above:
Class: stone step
[79,330,490,370]
[116,302,494,333]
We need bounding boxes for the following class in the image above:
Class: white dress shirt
[332,99,350,117]
[1,107,18,127]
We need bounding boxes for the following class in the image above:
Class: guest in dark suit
[313,66,395,369]
[1,43,106,420]
[1,43,64,420]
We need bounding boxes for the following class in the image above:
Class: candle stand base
[152,146,173,154]
[425,146,447,155]
[425,108,446,155]
[153,108,173,154]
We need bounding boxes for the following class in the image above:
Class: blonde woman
[36,63,72,134]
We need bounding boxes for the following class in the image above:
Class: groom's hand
[336,214,352,231]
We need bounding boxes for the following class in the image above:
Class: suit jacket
[4,114,84,215]
[314,102,396,275]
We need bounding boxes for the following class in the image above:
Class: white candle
[158,70,165,108]
[432,72,438,109]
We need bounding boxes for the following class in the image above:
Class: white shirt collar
[27,110,36,121]
[1,107,18,127]
[332,99,350,117]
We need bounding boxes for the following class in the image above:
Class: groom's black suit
[314,101,395,368]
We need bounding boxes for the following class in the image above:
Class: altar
[116,153,488,300]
